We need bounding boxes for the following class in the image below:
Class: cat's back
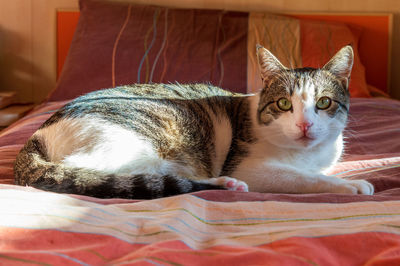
[35,83,244,178]
[77,83,236,103]
[42,83,237,126]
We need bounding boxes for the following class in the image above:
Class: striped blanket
[0,97,400,265]
[1,185,400,265]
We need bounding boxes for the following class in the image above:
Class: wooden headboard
[57,10,392,93]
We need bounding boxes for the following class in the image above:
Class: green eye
[316,97,332,110]
[277,98,292,111]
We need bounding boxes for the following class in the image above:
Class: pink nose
[296,122,313,133]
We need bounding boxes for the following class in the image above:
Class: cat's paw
[335,179,374,195]
[210,176,249,192]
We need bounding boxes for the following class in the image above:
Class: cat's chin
[271,137,319,149]
[295,136,316,147]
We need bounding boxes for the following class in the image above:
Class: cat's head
[256,45,352,149]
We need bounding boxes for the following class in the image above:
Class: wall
[0,0,400,103]
[0,0,78,103]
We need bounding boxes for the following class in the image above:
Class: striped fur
[14,45,374,199]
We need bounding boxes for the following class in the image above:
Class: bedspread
[1,185,400,265]
[0,97,400,265]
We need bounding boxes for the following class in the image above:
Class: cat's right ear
[256,45,287,84]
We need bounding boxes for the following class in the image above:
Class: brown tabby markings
[15,83,254,198]
[257,67,350,126]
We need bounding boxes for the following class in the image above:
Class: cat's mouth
[296,135,315,143]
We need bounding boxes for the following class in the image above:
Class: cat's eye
[316,97,332,110]
[277,98,292,111]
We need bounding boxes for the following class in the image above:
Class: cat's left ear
[256,44,287,84]
[322,45,354,89]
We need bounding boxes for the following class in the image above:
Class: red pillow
[48,0,248,101]
[50,0,370,101]
[300,19,370,97]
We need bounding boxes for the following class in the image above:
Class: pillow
[48,0,248,101]
[247,13,302,93]
[300,19,369,97]
[247,13,370,97]
[49,0,369,101]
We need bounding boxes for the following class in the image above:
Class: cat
[14,45,374,199]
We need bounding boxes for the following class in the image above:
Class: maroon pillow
[48,0,248,101]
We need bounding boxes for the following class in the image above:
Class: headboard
[56,10,392,94]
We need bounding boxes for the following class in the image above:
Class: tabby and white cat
[14,45,374,199]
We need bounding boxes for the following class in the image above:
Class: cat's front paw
[335,179,374,195]
[210,176,249,192]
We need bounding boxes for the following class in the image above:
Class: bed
[1,0,400,264]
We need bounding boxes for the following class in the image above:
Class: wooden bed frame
[56,10,393,93]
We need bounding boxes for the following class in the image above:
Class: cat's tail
[14,135,227,199]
